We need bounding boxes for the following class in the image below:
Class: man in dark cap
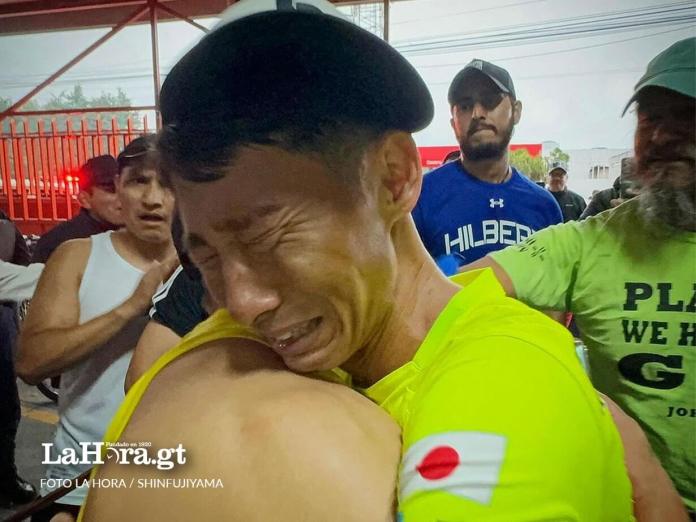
[466,37,696,517]
[413,59,562,273]
[32,155,123,263]
[546,161,587,221]
[81,2,636,521]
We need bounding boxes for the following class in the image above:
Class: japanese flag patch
[399,431,507,505]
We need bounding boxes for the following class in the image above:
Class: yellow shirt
[367,270,634,521]
[80,269,633,521]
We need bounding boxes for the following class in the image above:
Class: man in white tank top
[16,135,176,520]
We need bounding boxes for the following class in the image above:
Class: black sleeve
[576,194,587,213]
[579,189,613,220]
[11,228,30,266]
[149,266,208,338]
[31,232,58,264]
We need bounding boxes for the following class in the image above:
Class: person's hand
[609,197,625,208]
[49,512,76,522]
[125,256,180,316]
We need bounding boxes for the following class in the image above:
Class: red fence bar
[10,120,30,221]
[1,113,150,233]
[23,118,42,221]
[38,120,58,222]
[0,137,14,219]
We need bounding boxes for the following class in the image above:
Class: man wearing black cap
[31,155,124,264]
[80,2,636,521]
[546,161,587,221]
[413,59,562,273]
[466,37,695,517]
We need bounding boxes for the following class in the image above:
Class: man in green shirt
[466,37,696,515]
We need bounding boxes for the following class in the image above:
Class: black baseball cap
[79,155,118,191]
[160,0,433,134]
[448,59,516,106]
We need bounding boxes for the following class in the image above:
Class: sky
[0,0,694,151]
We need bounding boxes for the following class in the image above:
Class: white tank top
[42,231,148,504]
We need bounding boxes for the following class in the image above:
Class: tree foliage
[547,147,570,166]
[509,148,547,181]
[2,85,139,132]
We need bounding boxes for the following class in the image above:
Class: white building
[563,147,632,201]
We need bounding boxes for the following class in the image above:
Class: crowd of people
[0,0,693,521]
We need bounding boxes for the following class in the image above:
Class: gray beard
[638,165,696,232]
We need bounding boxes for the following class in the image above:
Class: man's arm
[16,240,174,384]
[602,394,689,522]
[465,221,585,315]
[461,256,517,297]
[461,258,567,323]
[85,337,400,522]
[0,261,43,302]
[124,321,180,392]
[125,267,209,392]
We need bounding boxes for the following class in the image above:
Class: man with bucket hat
[466,37,696,517]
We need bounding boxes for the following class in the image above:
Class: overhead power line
[394,2,696,55]
[394,1,693,45]
[392,0,554,26]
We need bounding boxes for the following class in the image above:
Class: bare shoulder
[49,237,92,263]
[85,337,399,522]
[21,238,92,332]
[38,238,92,282]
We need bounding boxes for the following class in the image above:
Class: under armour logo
[472,59,484,70]
[489,198,504,208]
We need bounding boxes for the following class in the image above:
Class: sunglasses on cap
[453,91,507,112]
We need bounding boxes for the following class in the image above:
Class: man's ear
[77,190,92,209]
[512,99,522,125]
[376,131,422,222]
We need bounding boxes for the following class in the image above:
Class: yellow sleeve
[397,336,633,522]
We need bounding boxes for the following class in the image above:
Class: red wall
[418,143,542,168]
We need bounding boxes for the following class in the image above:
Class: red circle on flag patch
[416,445,460,480]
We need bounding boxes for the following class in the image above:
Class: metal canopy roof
[0,0,389,35]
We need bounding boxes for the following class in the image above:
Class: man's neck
[341,222,460,387]
[112,229,175,269]
[460,153,511,184]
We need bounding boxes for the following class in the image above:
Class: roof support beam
[0,3,150,123]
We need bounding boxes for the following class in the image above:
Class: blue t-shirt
[413,162,562,268]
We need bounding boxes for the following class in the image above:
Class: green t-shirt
[491,197,696,510]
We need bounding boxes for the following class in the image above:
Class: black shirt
[579,186,619,220]
[549,189,587,222]
[149,266,208,338]
[31,209,117,263]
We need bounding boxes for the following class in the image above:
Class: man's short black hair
[157,119,384,189]
[117,134,159,175]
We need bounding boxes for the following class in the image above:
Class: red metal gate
[0,114,150,235]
